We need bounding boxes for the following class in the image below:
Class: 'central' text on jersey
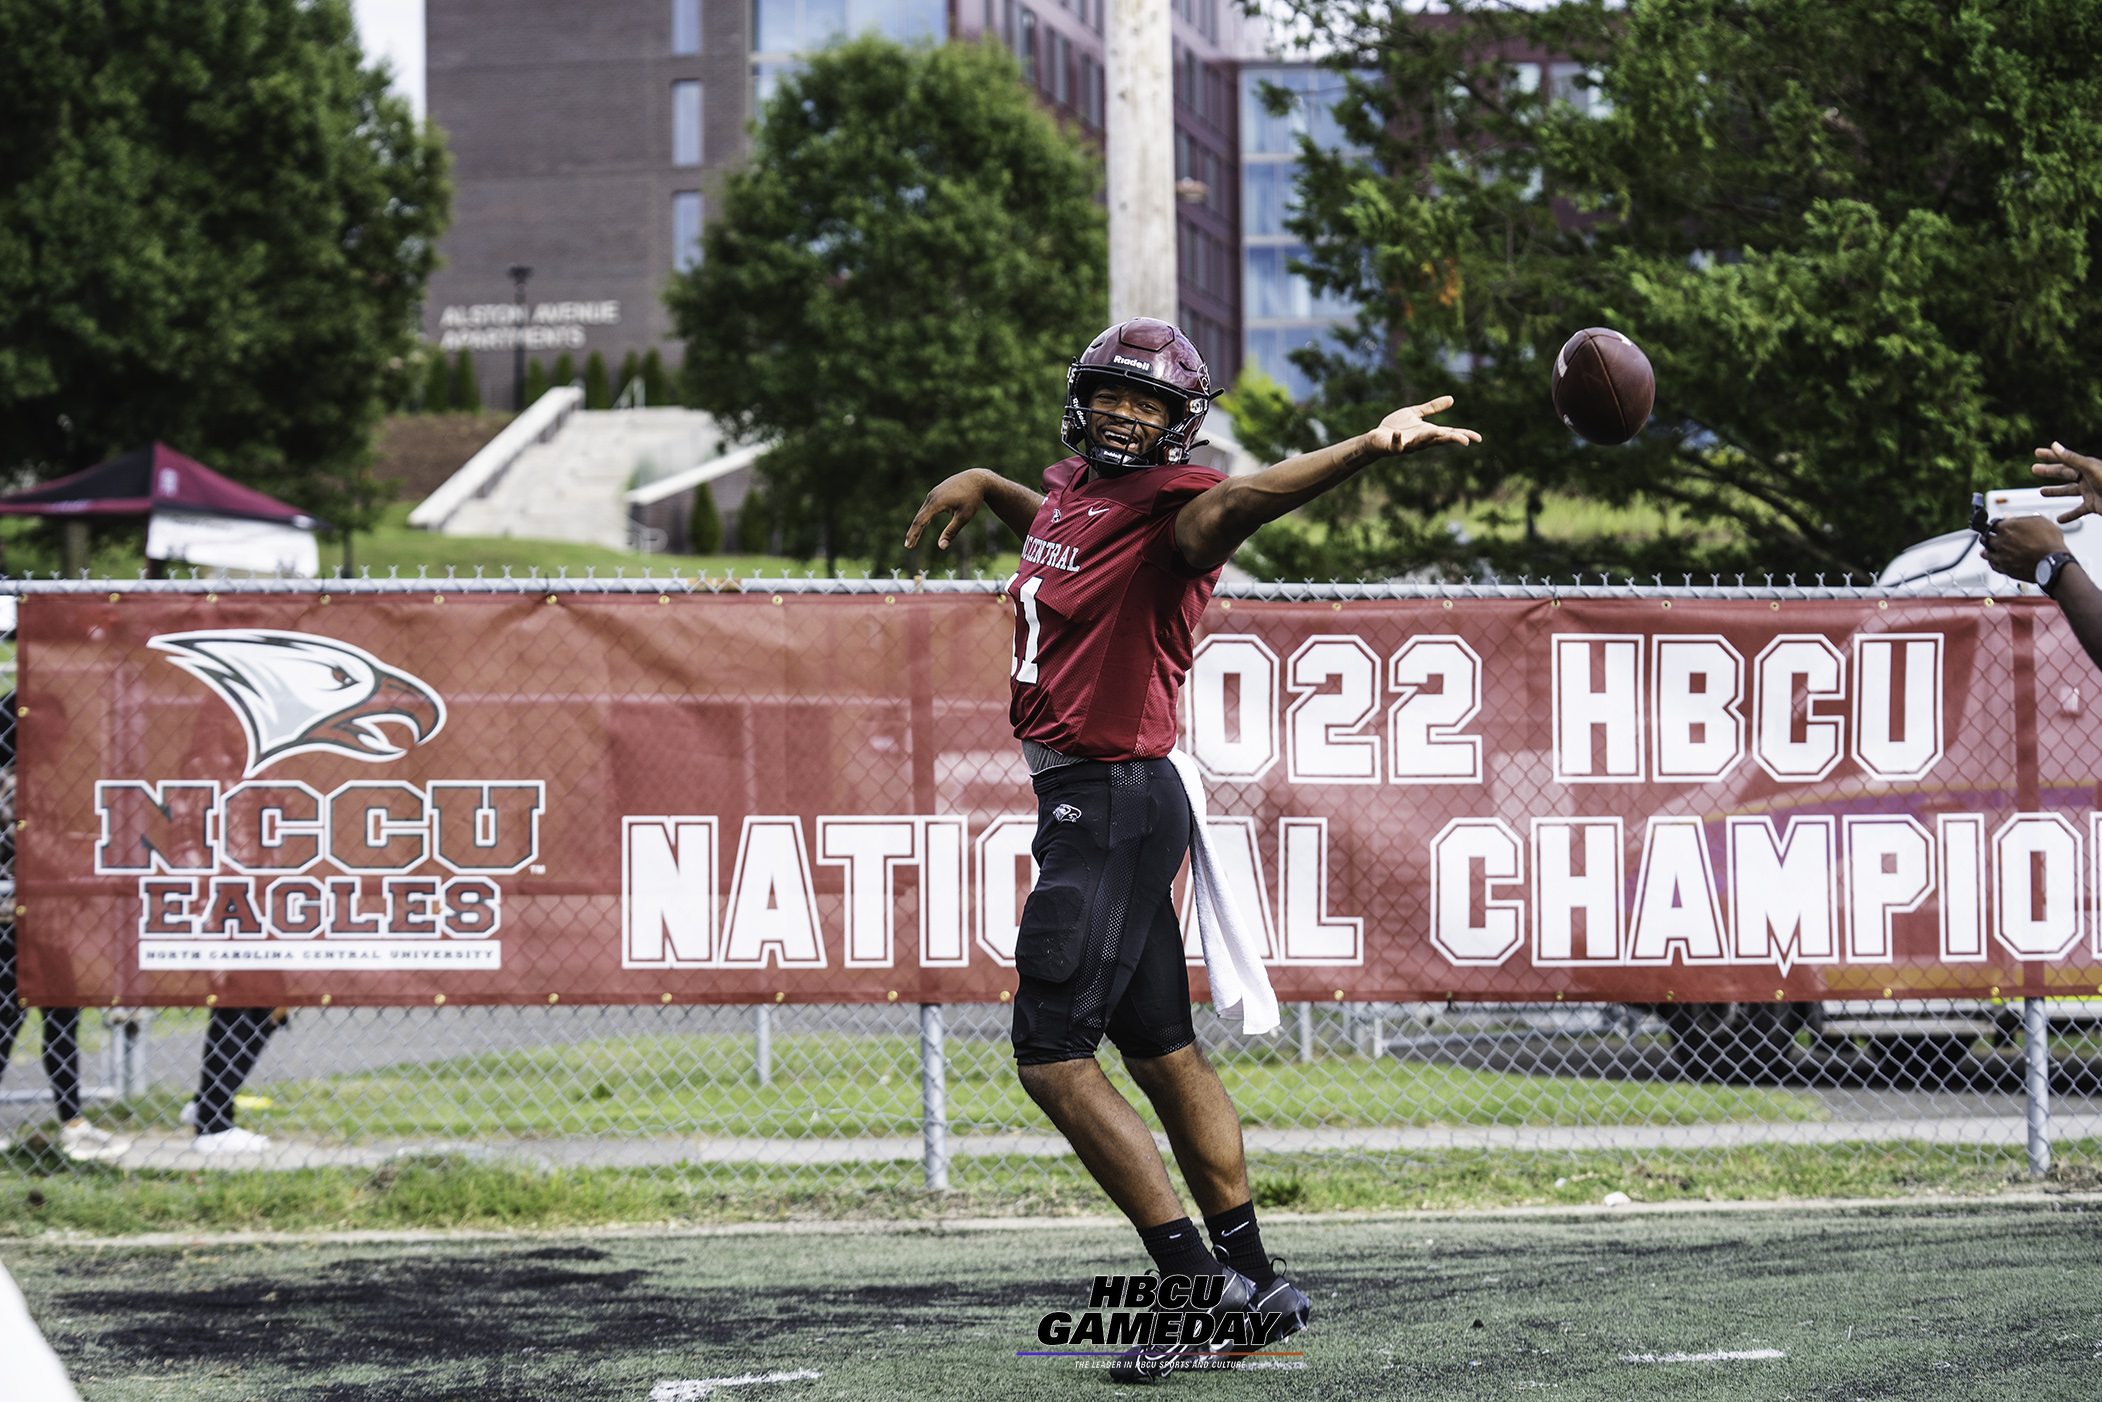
[1021,535,1081,572]
[1005,455,1224,762]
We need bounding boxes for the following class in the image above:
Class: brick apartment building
[424,0,1267,405]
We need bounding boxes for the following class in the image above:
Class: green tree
[0,0,449,535]
[668,35,1107,572]
[641,348,671,407]
[420,350,452,414]
[523,357,549,406]
[615,349,641,403]
[551,351,576,388]
[583,350,610,409]
[450,349,480,413]
[735,486,776,554]
[1256,0,2102,581]
[688,482,724,553]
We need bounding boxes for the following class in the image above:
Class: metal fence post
[1297,1003,1314,1063]
[2025,996,2051,1177]
[103,1009,149,1100]
[754,1004,772,1088]
[116,1011,148,1098]
[920,1002,949,1191]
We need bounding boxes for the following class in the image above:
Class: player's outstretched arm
[904,469,1046,552]
[1173,396,1479,573]
[2033,442,2102,523]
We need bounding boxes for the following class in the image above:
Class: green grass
[9,1197,2102,1400]
[3,1144,2088,1239]
[65,1034,1824,1143]
[350,503,1023,582]
[0,500,1020,584]
[1247,488,1753,579]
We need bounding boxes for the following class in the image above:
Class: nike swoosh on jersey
[1087,505,1111,516]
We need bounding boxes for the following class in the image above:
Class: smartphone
[1970,492,1993,539]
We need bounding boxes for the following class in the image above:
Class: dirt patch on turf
[38,1240,1058,1400]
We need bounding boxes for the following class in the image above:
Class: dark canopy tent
[0,443,324,577]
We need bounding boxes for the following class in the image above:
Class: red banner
[17,587,2101,1007]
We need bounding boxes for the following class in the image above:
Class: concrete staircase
[437,407,722,549]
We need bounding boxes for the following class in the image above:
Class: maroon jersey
[1005,455,1225,760]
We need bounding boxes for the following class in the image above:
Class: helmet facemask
[1075,374,1183,474]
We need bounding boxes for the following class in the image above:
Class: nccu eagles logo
[148,630,447,776]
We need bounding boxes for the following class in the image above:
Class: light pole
[507,263,533,410]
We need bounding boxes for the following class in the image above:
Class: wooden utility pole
[1105,0,1176,325]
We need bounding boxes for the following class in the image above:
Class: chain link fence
[1,571,2095,1189]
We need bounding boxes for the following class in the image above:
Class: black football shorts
[1011,757,1199,1066]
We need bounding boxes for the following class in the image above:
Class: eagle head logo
[149,630,447,776]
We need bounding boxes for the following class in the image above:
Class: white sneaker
[60,1119,133,1163]
[179,1101,199,1128]
[193,1126,272,1154]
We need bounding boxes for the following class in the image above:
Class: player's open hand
[2034,442,2102,524]
[1361,397,1481,460]
[904,470,986,551]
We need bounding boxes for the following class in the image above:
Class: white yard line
[648,1369,821,1401]
[1622,1349,1786,1363]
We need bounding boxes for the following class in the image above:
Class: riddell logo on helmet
[1110,354,1153,371]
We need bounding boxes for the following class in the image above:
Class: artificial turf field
[5,1200,2100,1400]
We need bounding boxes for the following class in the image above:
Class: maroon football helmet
[1061,318,1212,471]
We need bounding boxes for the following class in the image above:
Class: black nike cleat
[1248,1269,1312,1341]
[1213,1247,1313,1344]
[1108,1267,1257,1385]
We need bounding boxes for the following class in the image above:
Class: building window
[755,0,945,54]
[1240,66,1374,401]
[1241,67,1353,156]
[1244,245,1352,321]
[673,0,702,53]
[1019,7,1036,79]
[1081,54,1103,128]
[1548,61,1609,116]
[752,62,799,108]
[1052,32,1069,106]
[674,192,704,271]
[1242,325,1328,401]
[755,0,798,52]
[1243,161,1293,237]
[673,81,703,165]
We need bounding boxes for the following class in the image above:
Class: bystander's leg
[195,1008,284,1138]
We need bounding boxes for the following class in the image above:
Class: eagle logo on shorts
[148,629,447,776]
[1053,804,1083,824]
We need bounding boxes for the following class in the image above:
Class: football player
[905,317,1476,1381]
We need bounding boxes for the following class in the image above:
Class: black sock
[1204,1201,1275,1286]
[1138,1217,1224,1282]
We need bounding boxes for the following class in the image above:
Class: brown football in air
[1550,327,1655,445]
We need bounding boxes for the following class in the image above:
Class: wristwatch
[2035,551,2077,597]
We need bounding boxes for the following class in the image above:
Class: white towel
[0,1261,82,1402]
[1167,748,1281,1037]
